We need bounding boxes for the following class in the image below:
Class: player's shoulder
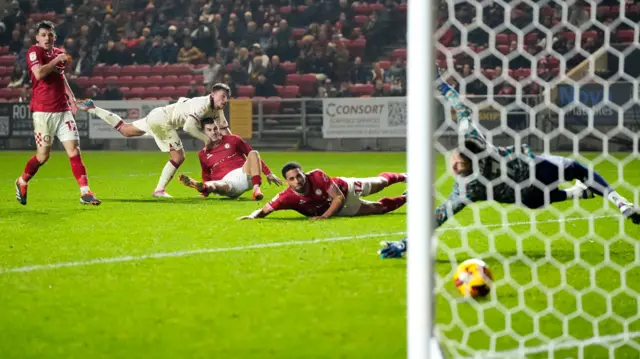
[198,148,207,157]
[307,169,330,183]
[28,45,42,53]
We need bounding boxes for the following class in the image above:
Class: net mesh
[432,1,640,358]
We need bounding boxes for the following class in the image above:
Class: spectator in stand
[237,47,251,70]
[18,84,31,103]
[370,62,386,84]
[72,47,94,77]
[178,38,205,64]
[388,58,406,83]
[162,36,180,64]
[266,55,286,86]
[350,56,368,84]
[372,80,386,97]
[16,37,31,68]
[273,19,295,61]
[259,23,273,51]
[229,58,249,85]
[310,48,332,79]
[147,36,165,65]
[87,85,101,100]
[189,56,222,90]
[8,65,26,88]
[249,56,266,85]
[97,40,118,65]
[335,12,354,39]
[390,79,405,96]
[337,80,352,97]
[103,81,124,100]
[242,21,261,48]
[186,81,200,98]
[569,1,589,29]
[252,44,270,68]
[114,41,134,65]
[64,37,78,60]
[255,74,277,97]
[8,29,22,54]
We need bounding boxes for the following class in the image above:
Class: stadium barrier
[0,90,635,152]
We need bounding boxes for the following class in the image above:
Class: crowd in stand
[0,0,408,101]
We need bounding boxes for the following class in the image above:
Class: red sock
[252,175,262,186]
[69,155,89,188]
[21,155,42,183]
[379,195,407,213]
[379,172,406,185]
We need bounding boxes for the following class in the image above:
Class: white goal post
[410,0,640,358]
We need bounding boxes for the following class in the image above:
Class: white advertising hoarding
[89,100,170,139]
[322,97,407,138]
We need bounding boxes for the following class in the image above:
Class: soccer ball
[453,258,494,297]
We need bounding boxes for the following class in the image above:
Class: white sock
[253,184,260,190]
[155,161,178,192]
[18,177,27,185]
[89,107,123,127]
[607,191,631,210]
[80,186,90,195]
[564,185,581,199]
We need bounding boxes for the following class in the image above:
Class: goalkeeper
[379,74,640,259]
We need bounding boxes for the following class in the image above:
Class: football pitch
[0,151,639,359]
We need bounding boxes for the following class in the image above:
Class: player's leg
[354,195,407,216]
[242,150,265,200]
[153,146,185,198]
[57,112,101,205]
[15,113,54,205]
[356,172,407,197]
[77,99,145,137]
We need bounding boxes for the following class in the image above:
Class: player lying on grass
[378,73,640,259]
[15,21,101,206]
[76,83,231,198]
[237,162,406,220]
[177,118,282,200]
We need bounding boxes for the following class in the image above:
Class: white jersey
[161,96,229,130]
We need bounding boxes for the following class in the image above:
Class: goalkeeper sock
[88,107,123,128]
[607,191,632,211]
[155,160,179,192]
[379,172,406,185]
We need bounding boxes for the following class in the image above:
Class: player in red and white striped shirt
[15,21,100,206]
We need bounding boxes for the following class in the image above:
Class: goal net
[432,1,640,358]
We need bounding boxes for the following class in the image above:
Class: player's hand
[236,215,254,220]
[266,174,283,186]
[54,53,68,65]
[378,240,407,259]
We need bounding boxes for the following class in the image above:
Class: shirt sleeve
[27,47,44,71]
[266,191,294,211]
[310,170,332,193]
[198,150,212,182]
[438,80,486,143]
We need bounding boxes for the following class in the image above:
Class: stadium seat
[562,32,576,41]
[383,84,392,93]
[497,45,510,55]
[377,61,392,71]
[148,75,164,85]
[121,87,133,98]
[103,65,121,76]
[264,97,282,114]
[354,15,368,26]
[0,67,8,77]
[237,86,255,98]
[116,76,134,87]
[146,86,162,98]
[159,86,176,97]
[142,97,158,101]
[252,96,266,112]
[279,6,292,14]
[282,62,297,74]
[496,34,509,45]
[92,63,107,76]
[369,3,383,12]
[0,55,17,66]
[92,76,106,87]
[350,84,374,97]
[0,77,9,86]
[617,29,634,43]
[130,87,146,97]
[164,75,179,86]
[158,97,173,101]
[541,5,555,17]
[610,5,620,17]
[286,73,302,86]
[525,32,538,45]
[392,48,407,60]
[282,85,300,98]
[347,39,366,58]
[129,97,143,100]
[598,6,610,17]
[0,46,8,55]
[292,28,306,39]
[354,4,371,15]
[120,65,140,76]
[583,31,598,40]
[75,76,91,88]
[298,74,317,97]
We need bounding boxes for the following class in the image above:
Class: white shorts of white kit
[335,177,377,217]
[132,108,183,152]
[32,111,78,147]
[207,167,251,198]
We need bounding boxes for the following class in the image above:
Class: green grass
[0,151,639,359]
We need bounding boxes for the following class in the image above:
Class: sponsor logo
[325,102,385,117]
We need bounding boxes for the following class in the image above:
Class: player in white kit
[77,83,231,197]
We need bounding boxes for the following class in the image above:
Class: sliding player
[378,73,640,258]
[77,83,231,197]
[15,21,100,206]
[237,162,406,220]
[177,118,282,200]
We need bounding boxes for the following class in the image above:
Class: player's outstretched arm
[312,182,345,220]
[435,185,468,228]
[437,75,487,142]
[237,205,275,220]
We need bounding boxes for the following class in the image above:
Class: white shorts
[336,177,377,217]
[218,167,251,198]
[132,108,183,152]
[33,111,78,147]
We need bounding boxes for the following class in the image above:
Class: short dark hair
[36,21,55,33]
[211,83,231,97]
[201,117,215,129]
[281,162,302,178]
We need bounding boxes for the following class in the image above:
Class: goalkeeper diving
[379,73,640,259]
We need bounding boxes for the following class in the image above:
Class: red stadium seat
[176,86,189,94]
[383,84,392,93]
[0,67,8,76]
[116,75,134,87]
[142,97,158,101]
[92,63,107,76]
[354,4,371,15]
[377,61,392,71]
[150,65,165,75]
[264,97,282,114]
[75,76,91,88]
[252,96,265,111]
[197,86,205,94]
[369,3,383,12]
[541,6,555,17]
[159,86,176,97]
[598,6,610,18]
[350,84,374,97]
[292,28,306,39]
[298,74,317,97]
[282,62,297,74]
[392,48,407,60]
[120,65,140,76]
[287,73,302,85]
[129,97,143,100]
[103,65,121,76]
[282,85,299,98]
[279,6,292,14]
[562,32,576,41]
[347,39,366,58]
[148,75,163,85]
[146,86,162,98]
[237,86,255,98]
[496,34,509,45]
[131,87,145,97]
[136,65,152,76]
[617,29,634,43]
[497,45,510,54]
[0,46,8,55]
[610,5,620,17]
[583,31,598,40]
[0,77,9,86]
[525,32,538,45]
[158,97,173,101]
[396,3,407,12]
[354,15,368,26]
[121,87,133,98]
[0,55,17,66]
